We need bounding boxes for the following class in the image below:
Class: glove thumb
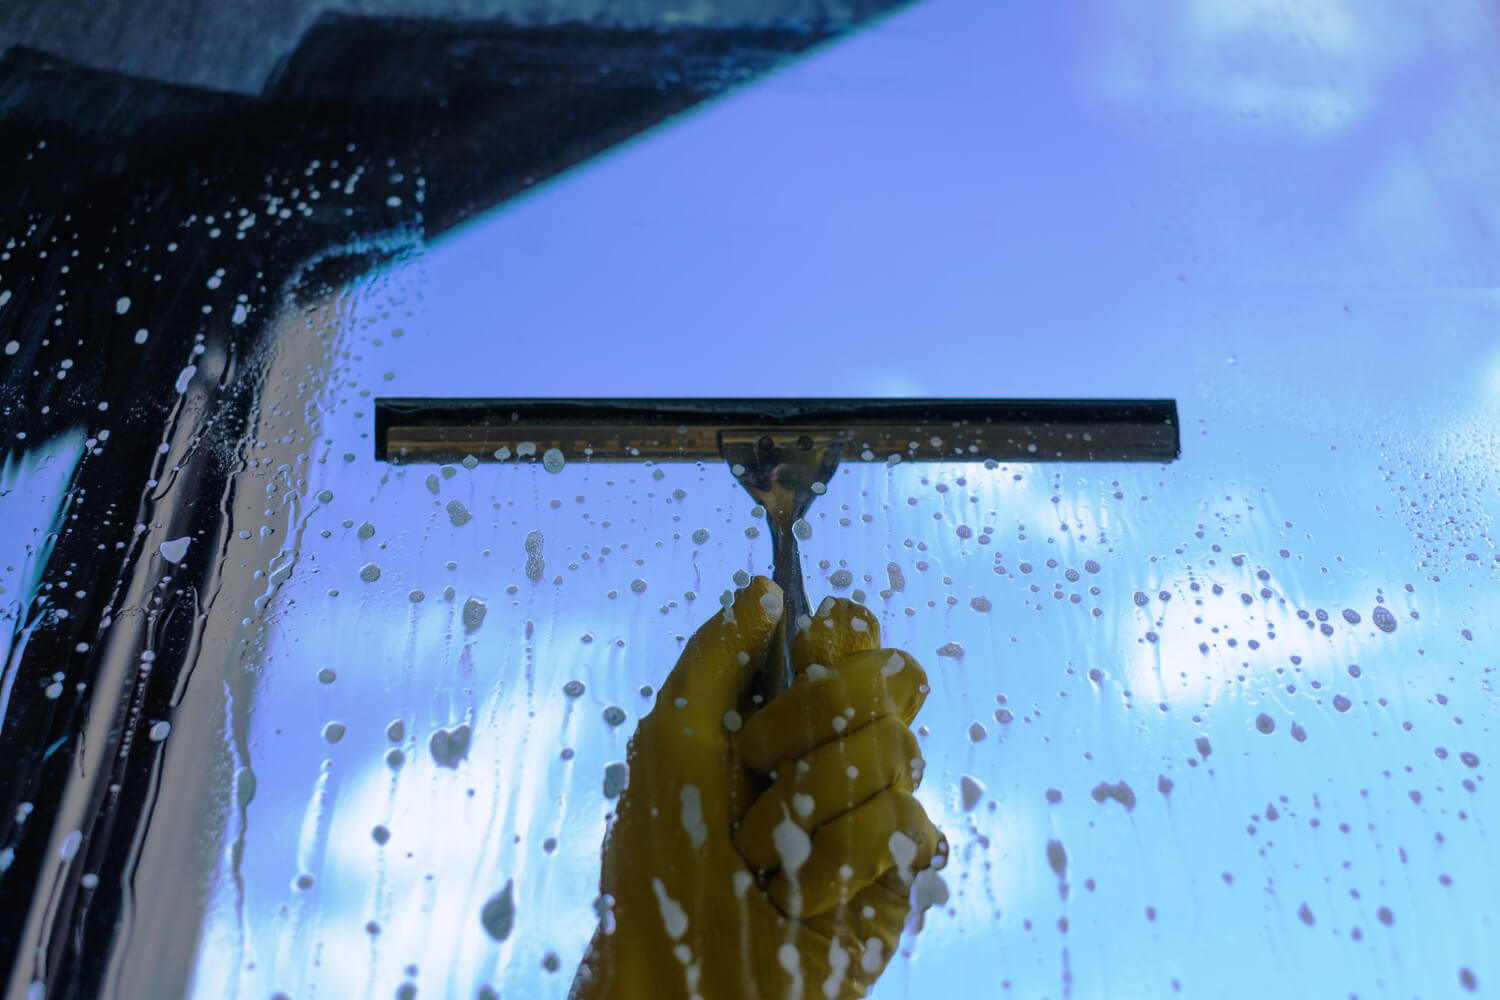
[654,576,784,725]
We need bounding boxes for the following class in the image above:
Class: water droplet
[542,448,566,473]
[360,563,381,582]
[159,537,191,563]
[1046,839,1067,877]
[462,597,487,632]
[480,880,516,941]
[525,531,545,582]
[430,724,472,768]
[234,767,256,808]
[1372,606,1397,633]
[603,762,628,798]
[1090,780,1136,811]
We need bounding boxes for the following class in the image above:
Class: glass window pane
[4,1,1497,998]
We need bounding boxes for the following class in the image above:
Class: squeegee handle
[764,518,807,701]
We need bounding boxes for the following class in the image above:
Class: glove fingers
[737,649,928,774]
[795,931,880,1000]
[652,576,784,726]
[768,788,941,918]
[735,716,922,870]
[791,597,882,675]
[768,925,868,1000]
[805,880,911,987]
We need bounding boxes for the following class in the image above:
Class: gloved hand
[570,576,944,1000]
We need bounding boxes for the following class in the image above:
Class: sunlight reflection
[0,430,85,718]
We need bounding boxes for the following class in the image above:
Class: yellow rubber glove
[570,577,944,1000]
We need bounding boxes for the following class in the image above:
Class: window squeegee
[375,398,1180,702]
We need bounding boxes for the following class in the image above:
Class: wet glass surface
[3,1,1499,998]
[185,444,1499,998]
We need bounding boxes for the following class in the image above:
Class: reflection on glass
[1,431,85,675]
